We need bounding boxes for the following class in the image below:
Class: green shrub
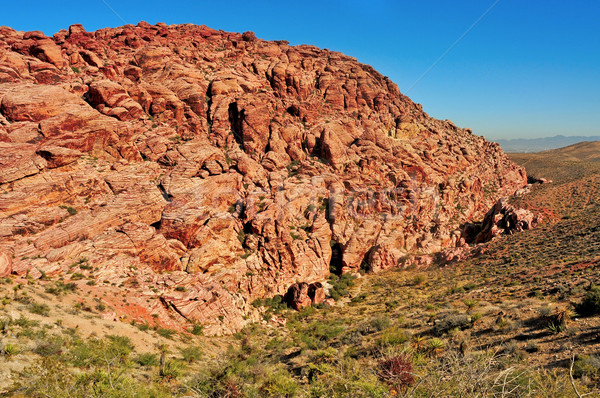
[13,315,39,328]
[252,295,286,311]
[463,298,479,309]
[45,281,77,295]
[160,359,184,380]
[378,328,409,347]
[328,273,356,300]
[69,335,132,367]
[411,274,426,285]
[59,205,77,215]
[105,335,133,359]
[156,328,176,339]
[572,354,600,379]
[134,352,159,367]
[191,323,204,335]
[180,346,203,363]
[370,316,391,331]
[2,343,19,357]
[29,302,50,316]
[136,322,150,331]
[261,369,300,397]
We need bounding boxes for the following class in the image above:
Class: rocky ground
[0,22,529,334]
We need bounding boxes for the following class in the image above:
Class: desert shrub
[2,343,19,357]
[411,274,427,285]
[305,320,345,342]
[34,336,65,357]
[69,335,132,367]
[260,369,300,397]
[463,298,479,309]
[134,352,158,367]
[411,350,543,397]
[328,273,356,300]
[29,302,50,316]
[252,294,286,311]
[11,355,172,397]
[370,316,391,331]
[180,345,203,363]
[156,328,176,338]
[106,335,133,355]
[572,355,600,380]
[7,358,88,397]
[377,355,415,392]
[45,281,77,295]
[13,315,39,328]
[428,338,446,355]
[136,322,150,332]
[501,341,525,360]
[576,285,600,316]
[190,323,204,335]
[432,313,472,335]
[60,205,77,215]
[160,359,185,380]
[307,359,388,397]
[14,292,33,304]
[377,328,409,347]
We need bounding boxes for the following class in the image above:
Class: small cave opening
[329,242,344,275]
[228,102,244,148]
[243,221,254,234]
[286,105,301,117]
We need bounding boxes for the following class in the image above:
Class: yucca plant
[3,343,19,357]
[428,338,445,356]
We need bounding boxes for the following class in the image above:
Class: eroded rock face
[462,198,542,244]
[285,282,325,310]
[0,22,527,334]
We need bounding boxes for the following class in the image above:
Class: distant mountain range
[492,135,600,153]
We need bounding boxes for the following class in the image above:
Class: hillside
[0,22,527,335]
[2,142,600,396]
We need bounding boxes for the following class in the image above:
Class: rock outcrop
[0,22,527,334]
[462,198,542,244]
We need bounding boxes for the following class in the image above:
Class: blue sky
[1,1,599,139]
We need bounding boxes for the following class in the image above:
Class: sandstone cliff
[0,22,527,334]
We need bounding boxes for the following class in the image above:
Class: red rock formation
[462,198,542,244]
[285,282,325,310]
[0,22,527,334]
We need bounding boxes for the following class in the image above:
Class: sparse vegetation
[2,98,600,397]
